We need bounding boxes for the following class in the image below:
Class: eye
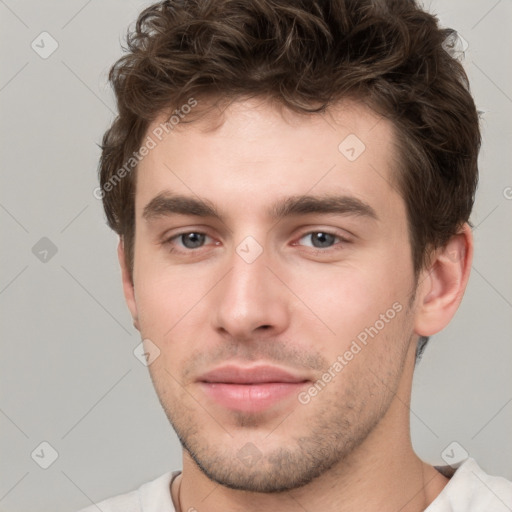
[297,231,344,249]
[171,232,211,249]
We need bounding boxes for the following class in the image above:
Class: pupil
[182,233,205,248]
[312,232,334,248]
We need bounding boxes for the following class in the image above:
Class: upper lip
[198,365,309,384]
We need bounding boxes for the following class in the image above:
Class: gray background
[0,1,511,511]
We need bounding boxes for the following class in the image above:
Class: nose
[212,242,290,341]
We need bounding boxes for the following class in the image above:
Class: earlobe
[117,238,140,331]
[414,223,473,337]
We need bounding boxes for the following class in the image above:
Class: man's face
[129,99,420,492]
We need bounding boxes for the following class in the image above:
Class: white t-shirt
[76,458,512,511]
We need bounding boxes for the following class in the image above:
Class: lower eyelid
[296,232,347,244]
[168,233,222,252]
[163,230,350,251]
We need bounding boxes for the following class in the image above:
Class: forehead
[135,98,405,226]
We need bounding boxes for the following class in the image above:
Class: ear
[118,238,140,331]
[414,223,473,336]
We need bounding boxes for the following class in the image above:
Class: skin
[119,98,473,512]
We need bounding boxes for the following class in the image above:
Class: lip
[199,365,307,385]
[198,365,309,413]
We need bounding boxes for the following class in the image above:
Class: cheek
[133,270,193,338]
[132,257,220,357]
[134,274,198,386]
[133,240,199,323]
[289,259,406,348]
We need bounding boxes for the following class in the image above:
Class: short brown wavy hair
[99,0,480,283]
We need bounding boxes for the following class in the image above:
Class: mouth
[197,365,310,413]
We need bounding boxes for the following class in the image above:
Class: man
[81,0,512,510]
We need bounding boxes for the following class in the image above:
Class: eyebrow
[142,193,378,222]
[269,194,378,221]
[143,194,219,220]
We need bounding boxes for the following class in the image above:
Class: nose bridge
[231,246,270,302]
[212,239,289,337]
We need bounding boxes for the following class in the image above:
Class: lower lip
[200,382,307,413]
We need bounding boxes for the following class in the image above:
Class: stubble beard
[149,307,415,493]
[154,358,405,493]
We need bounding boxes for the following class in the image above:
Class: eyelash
[164,231,216,254]
[163,229,351,254]
[294,231,351,251]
